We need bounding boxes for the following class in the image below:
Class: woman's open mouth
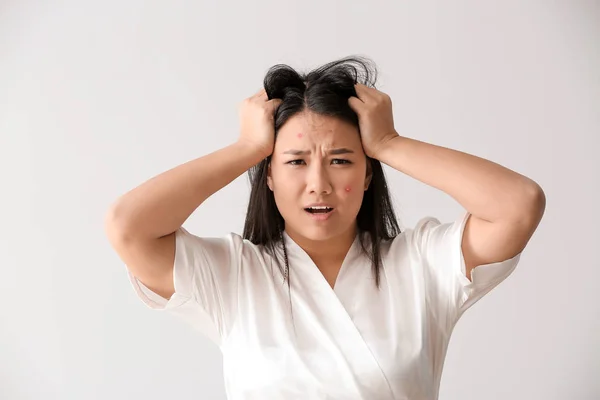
[304,206,334,220]
[304,206,334,214]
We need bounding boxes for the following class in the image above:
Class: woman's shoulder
[358,228,412,258]
[369,216,448,262]
[176,227,275,259]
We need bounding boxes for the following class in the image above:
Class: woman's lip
[304,208,334,221]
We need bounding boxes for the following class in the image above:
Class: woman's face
[267,111,371,242]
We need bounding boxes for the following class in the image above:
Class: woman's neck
[285,224,358,267]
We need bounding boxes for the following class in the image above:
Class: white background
[1,1,598,399]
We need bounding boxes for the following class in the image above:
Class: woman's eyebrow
[283,148,354,155]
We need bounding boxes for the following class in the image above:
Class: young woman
[105,56,545,400]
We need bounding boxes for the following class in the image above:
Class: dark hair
[243,55,401,304]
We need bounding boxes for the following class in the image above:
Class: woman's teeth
[305,207,333,214]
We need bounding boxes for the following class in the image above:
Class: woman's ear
[364,160,373,191]
[267,163,274,191]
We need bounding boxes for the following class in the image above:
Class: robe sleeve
[411,210,522,326]
[126,227,243,346]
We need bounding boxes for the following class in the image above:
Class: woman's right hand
[238,88,283,158]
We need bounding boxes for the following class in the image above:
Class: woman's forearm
[106,141,266,240]
[377,135,545,223]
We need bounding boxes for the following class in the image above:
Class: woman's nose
[306,163,332,195]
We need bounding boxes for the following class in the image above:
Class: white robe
[127,211,521,400]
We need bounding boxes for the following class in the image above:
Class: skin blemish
[345,186,352,193]
[297,132,304,139]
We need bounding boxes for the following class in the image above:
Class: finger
[354,83,374,101]
[267,98,283,113]
[260,89,275,102]
[252,88,267,98]
[267,98,282,106]
[348,96,364,113]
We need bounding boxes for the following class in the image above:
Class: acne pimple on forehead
[297,132,303,138]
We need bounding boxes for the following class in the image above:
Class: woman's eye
[332,159,351,165]
[287,159,305,165]
[286,159,351,166]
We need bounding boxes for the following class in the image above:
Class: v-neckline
[276,231,397,399]
[281,231,361,293]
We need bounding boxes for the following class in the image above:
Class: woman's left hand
[348,83,400,160]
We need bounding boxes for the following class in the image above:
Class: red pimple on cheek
[345,186,352,192]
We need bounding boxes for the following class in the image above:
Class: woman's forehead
[277,113,360,147]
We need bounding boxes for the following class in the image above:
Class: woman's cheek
[342,182,365,207]
[342,184,361,206]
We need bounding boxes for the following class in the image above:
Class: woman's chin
[290,223,354,243]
